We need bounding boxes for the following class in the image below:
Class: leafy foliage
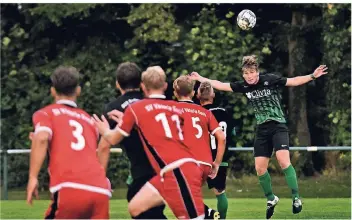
[1,3,350,189]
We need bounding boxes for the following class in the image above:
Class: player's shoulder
[209,107,227,113]
[261,72,283,80]
[231,80,246,86]
[203,104,226,112]
[33,104,57,117]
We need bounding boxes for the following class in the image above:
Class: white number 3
[69,120,85,151]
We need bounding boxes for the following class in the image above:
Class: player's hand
[189,72,202,81]
[92,114,110,136]
[26,177,39,205]
[208,162,220,179]
[29,132,34,141]
[312,65,328,78]
[108,110,124,127]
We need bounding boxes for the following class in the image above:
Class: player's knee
[255,165,267,176]
[128,202,143,217]
[213,188,225,195]
[277,158,291,169]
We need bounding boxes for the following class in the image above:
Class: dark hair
[198,81,213,102]
[242,55,259,71]
[51,66,80,96]
[116,62,142,90]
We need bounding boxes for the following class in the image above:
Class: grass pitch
[1,198,350,219]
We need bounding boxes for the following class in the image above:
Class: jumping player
[190,55,328,218]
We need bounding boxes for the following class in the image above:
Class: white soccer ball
[237,9,256,30]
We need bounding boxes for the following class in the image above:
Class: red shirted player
[173,75,226,181]
[27,66,110,219]
[93,66,205,219]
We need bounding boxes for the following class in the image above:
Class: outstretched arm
[189,72,233,92]
[286,65,328,87]
[93,115,125,146]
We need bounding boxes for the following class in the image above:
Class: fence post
[2,152,8,200]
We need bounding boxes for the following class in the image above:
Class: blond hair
[198,81,214,102]
[173,75,195,97]
[242,55,258,71]
[142,66,166,90]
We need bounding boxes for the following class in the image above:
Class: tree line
[1,3,350,188]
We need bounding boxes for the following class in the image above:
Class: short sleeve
[267,73,287,87]
[118,106,137,137]
[230,81,244,93]
[32,110,53,139]
[208,112,221,135]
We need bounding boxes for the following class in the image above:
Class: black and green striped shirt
[230,73,287,125]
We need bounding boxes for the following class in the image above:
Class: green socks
[216,193,228,219]
[283,164,300,199]
[258,171,275,201]
[258,166,300,201]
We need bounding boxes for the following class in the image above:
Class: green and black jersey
[230,73,287,125]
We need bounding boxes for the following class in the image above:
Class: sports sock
[283,164,300,199]
[258,171,275,201]
[216,193,228,219]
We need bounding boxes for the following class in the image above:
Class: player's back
[203,104,233,162]
[33,101,109,192]
[177,101,220,165]
[104,91,155,181]
[122,96,194,171]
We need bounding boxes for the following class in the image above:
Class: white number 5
[69,120,85,151]
[192,117,203,139]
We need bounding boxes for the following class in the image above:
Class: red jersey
[118,95,195,173]
[32,100,110,196]
[177,101,221,165]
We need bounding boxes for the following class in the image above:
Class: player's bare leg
[255,156,279,219]
[128,182,164,218]
[276,150,302,214]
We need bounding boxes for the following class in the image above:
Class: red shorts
[44,188,109,219]
[149,161,204,219]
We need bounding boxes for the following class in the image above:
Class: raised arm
[189,72,233,92]
[286,65,328,87]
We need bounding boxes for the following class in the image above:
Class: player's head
[141,66,168,96]
[115,62,142,91]
[50,66,81,99]
[242,55,259,85]
[173,75,195,100]
[197,81,215,104]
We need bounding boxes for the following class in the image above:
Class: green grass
[1,175,350,218]
[3,174,351,200]
[0,198,350,219]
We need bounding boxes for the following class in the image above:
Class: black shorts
[253,121,289,158]
[127,175,166,219]
[207,166,227,192]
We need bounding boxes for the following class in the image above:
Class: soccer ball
[237,9,256,30]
